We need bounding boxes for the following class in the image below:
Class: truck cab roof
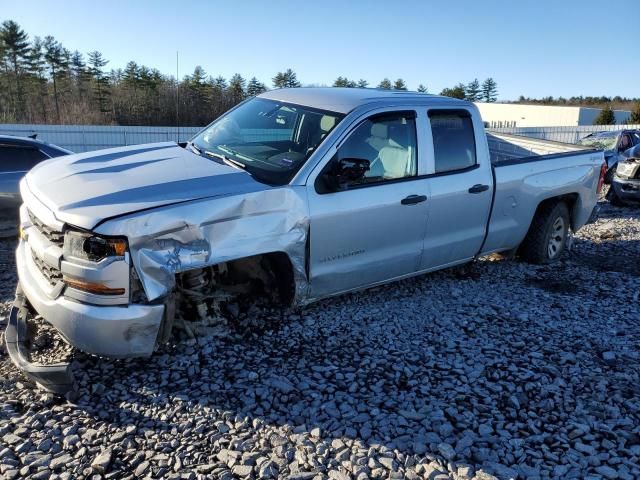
[258,87,471,114]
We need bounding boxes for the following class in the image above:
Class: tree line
[513,95,640,125]
[331,76,498,103]
[28,17,640,128]
[0,20,504,126]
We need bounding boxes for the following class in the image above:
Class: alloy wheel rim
[547,216,565,258]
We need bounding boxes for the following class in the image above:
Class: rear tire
[519,201,570,264]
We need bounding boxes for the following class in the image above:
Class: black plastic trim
[3,285,75,395]
[475,166,498,258]
[492,148,601,168]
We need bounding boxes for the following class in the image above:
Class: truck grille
[32,255,63,286]
[28,210,64,247]
[27,210,64,286]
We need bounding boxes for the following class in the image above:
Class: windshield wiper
[217,145,254,165]
[223,156,247,170]
[204,150,227,163]
[203,149,247,171]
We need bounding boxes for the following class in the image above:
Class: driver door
[306,111,430,297]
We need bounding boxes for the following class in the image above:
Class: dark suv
[578,129,640,182]
[0,135,71,208]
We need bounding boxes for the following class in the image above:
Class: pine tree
[212,76,227,91]
[481,78,498,102]
[356,79,368,88]
[188,66,207,91]
[465,78,481,101]
[0,20,30,114]
[272,71,285,88]
[123,61,140,87]
[333,76,356,88]
[27,36,49,121]
[628,102,640,124]
[393,78,407,90]
[70,50,86,79]
[228,73,246,103]
[333,76,348,87]
[273,68,300,88]
[378,78,392,89]
[593,106,616,125]
[246,77,266,96]
[440,84,466,99]
[417,84,428,93]
[87,50,110,114]
[43,36,67,122]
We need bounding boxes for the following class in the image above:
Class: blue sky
[2,0,636,100]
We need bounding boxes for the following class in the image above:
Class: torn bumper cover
[4,286,74,394]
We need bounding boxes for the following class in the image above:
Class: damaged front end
[5,185,309,394]
[611,157,640,203]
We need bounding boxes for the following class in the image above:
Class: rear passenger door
[419,109,493,270]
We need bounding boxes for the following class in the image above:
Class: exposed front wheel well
[157,252,297,344]
[177,251,296,307]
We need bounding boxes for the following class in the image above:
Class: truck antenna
[176,51,180,141]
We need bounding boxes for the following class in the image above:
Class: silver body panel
[15,89,604,358]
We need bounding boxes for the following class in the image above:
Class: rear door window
[0,145,48,171]
[429,110,477,173]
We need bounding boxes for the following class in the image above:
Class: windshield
[191,98,344,185]
[578,134,618,151]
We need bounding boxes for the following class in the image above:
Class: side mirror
[324,157,370,191]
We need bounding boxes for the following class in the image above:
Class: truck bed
[481,132,604,256]
[487,132,594,166]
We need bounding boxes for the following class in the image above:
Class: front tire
[519,202,570,264]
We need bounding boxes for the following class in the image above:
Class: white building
[475,103,631,127]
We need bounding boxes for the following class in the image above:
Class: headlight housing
[615,162,636,179]
[63,231,127,262]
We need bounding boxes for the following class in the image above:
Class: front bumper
[4,286,75,394]
[15,239,165,358]
[611,176,640,202]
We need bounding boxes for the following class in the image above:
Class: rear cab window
[428,110,477,173]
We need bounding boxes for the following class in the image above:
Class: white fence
[489,124,640,145]
[0,124,202,152]
[1,123,640,153]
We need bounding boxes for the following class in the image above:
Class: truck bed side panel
[481,151,603,255]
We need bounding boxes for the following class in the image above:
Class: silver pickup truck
[4,88,605,392]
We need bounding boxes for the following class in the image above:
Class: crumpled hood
[25,142,269,230]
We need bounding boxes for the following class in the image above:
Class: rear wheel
[519,201,570,264]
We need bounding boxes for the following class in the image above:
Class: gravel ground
[0,200,639,480]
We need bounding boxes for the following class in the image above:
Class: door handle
[468,184,489,194]
[401,194,427,205]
